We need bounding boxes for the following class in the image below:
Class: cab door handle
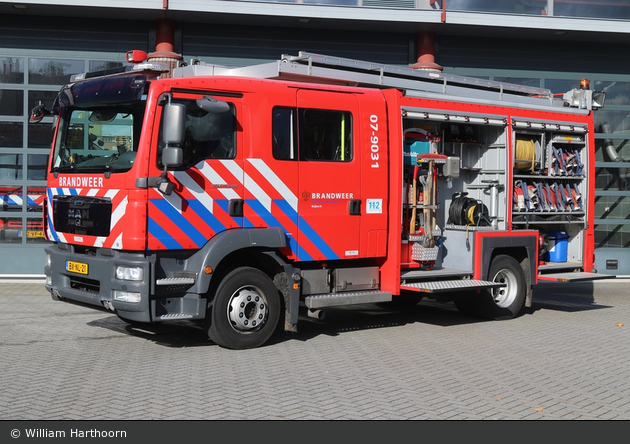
[229,199,244,217]
[349,199,361,215]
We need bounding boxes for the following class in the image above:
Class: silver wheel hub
[491,268,518,308]
[227,286,268,333]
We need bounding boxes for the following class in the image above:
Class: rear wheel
[475,254,526,320]
[207,267,281,350]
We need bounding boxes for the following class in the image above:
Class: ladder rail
[285,51,554,100]
[174,51,574,110]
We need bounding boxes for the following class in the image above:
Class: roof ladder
[280,51,554,104]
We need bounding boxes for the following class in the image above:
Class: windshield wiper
[54,164,76,173]
[80,164,114,178]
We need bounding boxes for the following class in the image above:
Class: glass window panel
[0,185,23,212]
[0,57,24,84]
[28,58,84,85]
[0,122,23,148]
[26,186,46,213]
[303,0,358,4]
[272,107,297,160]
[0,154,22,180]
[554,1,630,20]
[595,195,630,221]
[25,215,46,243]
[594,227,630,248]
[595,137,630,162]
[28,123,54,149]
[26,154,48,180]
[594,194,630,248]
[447,1,548,15]
[299,109,353,162]
[595,110,630,136]
[158,99,237,169]
[0,217,23,243]
[544,79,578,96]
[592,81,630,106]
[0,89,23,116]
[89,60,126,72]
[595,138,630,191]
[28,90,58,114]
[493,77,540,87]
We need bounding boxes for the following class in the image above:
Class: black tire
[475,254,526,320]
[207,267,281,350]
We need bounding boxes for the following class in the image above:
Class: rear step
[401,279,505,293]
[538,272,616,282]
[305,291,392,309]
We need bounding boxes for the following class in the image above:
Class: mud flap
[521,256,533,308]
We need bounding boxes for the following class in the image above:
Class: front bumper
[44,243,152,322]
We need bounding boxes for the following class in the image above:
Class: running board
[401,279,505,293]
[156,277,196,286]
[538,272,616,282]
[305,291,392,309]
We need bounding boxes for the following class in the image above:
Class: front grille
[73,245,97,256]
[53,195,112,236]
[69,275,100,295]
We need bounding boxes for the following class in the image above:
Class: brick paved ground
[0,279,628,420]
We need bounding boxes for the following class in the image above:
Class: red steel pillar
[410,31,442,72]
[147,18,183,78]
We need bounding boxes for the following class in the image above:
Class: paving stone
[1,280,630,420]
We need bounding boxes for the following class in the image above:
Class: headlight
[115,266,144,281]
[113,290,141,303]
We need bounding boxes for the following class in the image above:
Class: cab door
[147,92,243,250]
[296,89,361,261]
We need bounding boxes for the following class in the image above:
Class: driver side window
[159,98,236,170]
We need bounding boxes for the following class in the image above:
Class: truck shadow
[87,316,213,348]
[84,281,612,348]
[526,281,607,314]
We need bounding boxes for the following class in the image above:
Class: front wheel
[475,254,526,320]
[206,267,281,350]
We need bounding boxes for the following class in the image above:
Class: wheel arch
[479,234,536,308]
[195,228,300,332]
[194,228,288,295]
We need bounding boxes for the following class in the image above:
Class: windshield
[53,103,145,174]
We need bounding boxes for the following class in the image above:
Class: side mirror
[162,102,187,145]
[157,101,186,195]
[162,146,183,168]
[29,104,47,124]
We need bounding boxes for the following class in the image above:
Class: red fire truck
[32,51,611,349]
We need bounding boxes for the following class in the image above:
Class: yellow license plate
[27,231,44,238]
[66,260,88,275]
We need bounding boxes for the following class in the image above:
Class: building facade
[1,0,630,276]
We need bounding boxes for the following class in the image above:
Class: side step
[156,277,195,286]
[538,272,616,282]
[305,291,392,309]
[401,279,505,293]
